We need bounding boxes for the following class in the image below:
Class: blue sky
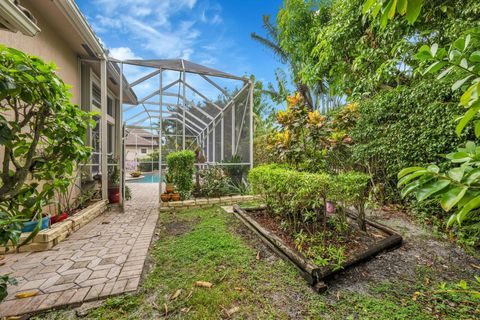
[76,0,286,98]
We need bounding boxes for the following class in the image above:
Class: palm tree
[251,15,340,112]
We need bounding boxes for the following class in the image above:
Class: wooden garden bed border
[232,205,403,291]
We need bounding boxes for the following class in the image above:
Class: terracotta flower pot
[160,193,171,202]
[165,183,175,194]
[108,187,120,203]
[171,193,181,201]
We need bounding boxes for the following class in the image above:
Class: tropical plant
[199,167,232,197]
[414,29,480,137]
[362,0,424,29]
[0,46,93,302]
[166,150,195,199]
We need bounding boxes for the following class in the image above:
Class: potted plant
[170,192,181,201]
[108,157,121,203]
[160,193,171,202]
[130,170,141,178]
[165,172,175,194]
[22,214,50,233]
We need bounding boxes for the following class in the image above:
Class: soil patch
[164,217,199,236]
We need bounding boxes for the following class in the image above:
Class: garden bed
[1,200,108,254]
[159,195,261,211]
[233,205,402,291]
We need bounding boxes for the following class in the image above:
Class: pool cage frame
[115,58,254,205]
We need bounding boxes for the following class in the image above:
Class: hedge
[249,165,370,231]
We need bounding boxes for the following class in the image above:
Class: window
[107,97,115,117]
[92,83,101,109]
[141,148,147,154]
[107,123,115,155]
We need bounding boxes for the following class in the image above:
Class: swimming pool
[127,173,164,183]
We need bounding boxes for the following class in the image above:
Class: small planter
[160,193,171,202]
[51,212,68,224]
[233,205,402,291]
[171,193,181,201]
[108,186,120,203]
[166,183,175,194]
[22,216,50,233]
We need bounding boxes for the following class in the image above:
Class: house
[0,0,137,203]
[124,128,159,163]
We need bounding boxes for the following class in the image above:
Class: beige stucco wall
[0,6,80,104]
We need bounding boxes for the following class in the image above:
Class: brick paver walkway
[0,184,158,317]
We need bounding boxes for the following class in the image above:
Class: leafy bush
[350,78,467,202]
[249,165,370,232]
[199,167,232,197]
[0,46,93,301]
[332,171,371,230]
[166,150,195,199]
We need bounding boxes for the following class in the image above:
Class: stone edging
[1,200,109,253]
[159,195,261,211]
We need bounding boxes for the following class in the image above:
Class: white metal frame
[113,59,253,205]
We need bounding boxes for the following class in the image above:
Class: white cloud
[109,47,141,60]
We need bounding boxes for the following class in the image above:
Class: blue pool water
[127,173,164,183]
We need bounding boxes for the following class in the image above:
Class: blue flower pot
[22,216,50,233]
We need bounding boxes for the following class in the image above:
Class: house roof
[125,128,159,147]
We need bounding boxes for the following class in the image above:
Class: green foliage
[333,171,371,230]
[0,45,93,302]
[0,275,17,302]
[277,0,480,96]
[166,150,195,199]
[363,0,424,28]
[199,167,232,197]
[415,29,480,137]
[350,78,467,202]
[0,46,93,220]
[398,141,480,243]
[249,164,370,232]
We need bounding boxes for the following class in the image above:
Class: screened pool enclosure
[110,58,253,205]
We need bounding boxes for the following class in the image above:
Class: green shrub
[332,171,371,231]
[166,150,195,199]
[350,78,468,202]
[249,165,371,232]
[200,167,232,197]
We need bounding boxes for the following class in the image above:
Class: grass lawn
[38,206,479,319]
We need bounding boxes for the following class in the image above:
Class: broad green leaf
[362,0,376,14]
[452,75,473,91]
[427,164,439,173]
[387,0,397,19]
[455,107,477,136]
[424,61,446,74]
[430,43,438,57]
[465,168,480,185]
[464,34,471,51]
[400,179,422,198]
[398,166,425,179]
[415,180,450,201]
[436,66,453,80]
[459,83,478,106]
[455,194,480,225]
[453,37,466,51]
[397,170,428,187]
[447,167,465,182]
[397,0,407,15]
[406,0,423,24]
[465,141,476,154]
[447,213,457,226]
[440,186,468,211]
[470,51,480,62]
